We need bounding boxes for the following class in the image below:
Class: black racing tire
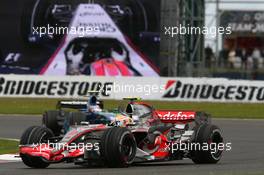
[42,110,63,136]
[20,0,54,47]
[68,112,86,126]
[20,126,54,168]
[195,111,211,125]
[20,0,96,47]
[191,124,224,164]
[100,127,136,167]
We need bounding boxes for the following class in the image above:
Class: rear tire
[20,126,54,168]
[68,112,86,126]
[100,127,136,167]
[42,110,64,136]
[191,124,224,164]
[195,111,211,125]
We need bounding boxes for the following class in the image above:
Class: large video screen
[0,0,160,76]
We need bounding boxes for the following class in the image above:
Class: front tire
[20,126,54,168]
[100,127,136,167]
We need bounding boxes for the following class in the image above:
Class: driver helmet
[125,104,139,122]
[87,96,102,112]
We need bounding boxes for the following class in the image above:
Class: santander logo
[157,111,196,121]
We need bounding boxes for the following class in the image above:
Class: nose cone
[20,144,53,161]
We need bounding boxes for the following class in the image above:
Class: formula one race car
[42,93,113,136]
[20,98,224,168]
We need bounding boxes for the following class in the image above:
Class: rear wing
[56,101,87,110]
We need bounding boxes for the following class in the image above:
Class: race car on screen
[38,4,159,76]
[20,98,224,168]
[64,37,142,76]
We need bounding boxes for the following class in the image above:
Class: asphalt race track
[0,115,264,175]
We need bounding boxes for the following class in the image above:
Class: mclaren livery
[20,98,224,168]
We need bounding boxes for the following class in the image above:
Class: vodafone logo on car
[156,111,196,121]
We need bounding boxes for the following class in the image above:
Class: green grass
[0,139,19,154]
[0,98,263,119]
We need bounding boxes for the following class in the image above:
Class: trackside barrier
[0,75,264,103]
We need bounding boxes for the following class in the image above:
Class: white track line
[0,154,21,163]
[0,137,19,142]
[0,138,21,162]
